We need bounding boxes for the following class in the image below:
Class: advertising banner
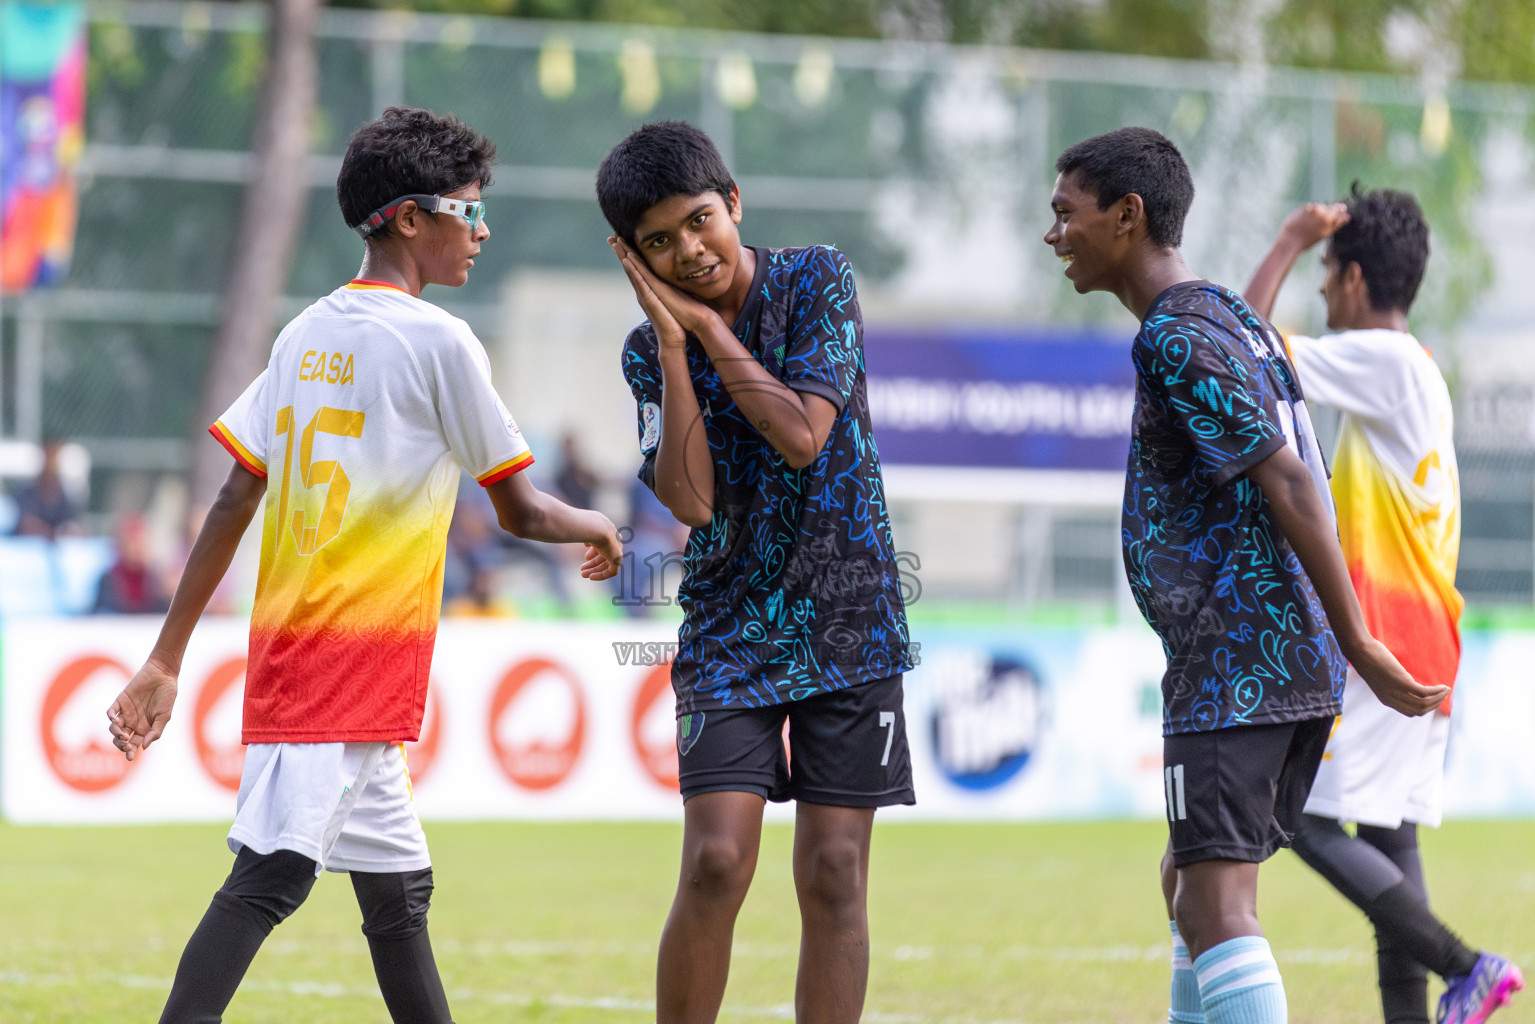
[2,618,687,824]
[865,328,1136,472]
[3,618,1531,824]
[0,0,85,291]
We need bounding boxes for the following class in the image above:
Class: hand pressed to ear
[610,237,689,351]
[607,237,726,344]
[1281,202,1350,250]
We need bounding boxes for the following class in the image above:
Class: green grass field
[2,820,1530,1023]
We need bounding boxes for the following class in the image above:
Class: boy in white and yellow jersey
[1247,185,1521,1024]
[107,107,622,1024]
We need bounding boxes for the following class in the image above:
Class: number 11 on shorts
[1164,763,1187,821]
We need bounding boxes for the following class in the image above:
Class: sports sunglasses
[355,194,486,238]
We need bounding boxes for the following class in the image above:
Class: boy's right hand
[1347,637,1449,717]
[1280,202,1350,251]
[609,236,687,353]
[107,657,178,761]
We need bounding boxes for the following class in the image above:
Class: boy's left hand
[610,238,726,339]
[581,515,624,582]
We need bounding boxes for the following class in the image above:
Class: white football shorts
[1303,668,1451,829]
[227,741,431,875]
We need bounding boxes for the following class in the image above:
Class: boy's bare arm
[611,239,836,470]
[690,317,838,470]
[484,471,623,580]
[1245,445,1447,716]
[655,346,716,527]
[1244,202,1350,319]
[107,462,266,760]
[610,238,715,526]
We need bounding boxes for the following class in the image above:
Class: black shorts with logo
[677,674,916,808]
[1163,716,1332,868]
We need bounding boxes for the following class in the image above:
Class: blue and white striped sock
[1169,921,1206,1023]
[1193,935,1287,1024]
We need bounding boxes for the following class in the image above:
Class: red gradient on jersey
[240,625,435,743]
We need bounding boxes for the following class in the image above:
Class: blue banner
[865,327,1136,472]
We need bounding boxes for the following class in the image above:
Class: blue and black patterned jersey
[1124,281,1345,735]
[621,245,913,715]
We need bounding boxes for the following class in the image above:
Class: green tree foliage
[331,0,884,38]
[329,0,1535,85]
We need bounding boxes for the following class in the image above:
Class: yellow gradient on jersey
[250,487,453,636]
[1330,421,1463,692]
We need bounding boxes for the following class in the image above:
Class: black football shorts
[676,674,916,808]
[1163,716,1332,868]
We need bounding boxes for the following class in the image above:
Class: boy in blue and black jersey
[1045,127,1448,1024]
[597,121,913,1024]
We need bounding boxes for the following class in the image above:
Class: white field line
[0,969,1030,1024]
[288,938,1381,965]
[4,936,1394,967]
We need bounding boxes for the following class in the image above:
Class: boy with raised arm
[598,121,914,1024]
[1246,187,1522,1024]
[1044,127,1447,1024]
[106,107,621,1023]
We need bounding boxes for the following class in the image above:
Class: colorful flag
[1,0,86,292]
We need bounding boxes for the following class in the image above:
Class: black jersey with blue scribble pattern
[1125,280,1345,736]
[621,245,913,715]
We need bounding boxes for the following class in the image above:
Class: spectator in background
[94,512,171,614]
[444,472,569,611]
[554,430,600,511]
[164,504,240,615]
[443,476,501,604]
[618,473,690,618]
[13,439,79,540]
[443,565,518,617]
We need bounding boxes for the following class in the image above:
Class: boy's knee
[352,868,434,941]
[685,835,755,897]
[216,847,318,934]
[796,835,865,908]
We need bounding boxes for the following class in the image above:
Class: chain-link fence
[4,0,1532,606]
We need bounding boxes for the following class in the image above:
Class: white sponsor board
[3,618,1532,823]
[1,618,686,824]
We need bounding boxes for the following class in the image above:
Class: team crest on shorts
[677,712,705,756]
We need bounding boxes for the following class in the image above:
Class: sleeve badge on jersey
[640,401,661,453]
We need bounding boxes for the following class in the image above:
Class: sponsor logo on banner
[42,654,135,792]
[193,657,247,791]
[404,685,443,788]
[632,664,678,790]
[929,649,1046,790]
[488,658,586,790]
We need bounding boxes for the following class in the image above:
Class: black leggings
[1291,815,1478,1024]
[159,847,452,1023]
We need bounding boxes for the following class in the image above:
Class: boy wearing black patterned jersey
[599,121,913,1024]
[1045,126,1444,1024]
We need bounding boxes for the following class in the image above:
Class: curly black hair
[336,107,496,240]
[1329,182,1430,314]
[1055,127,1194,248]
[596,121,736,244]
